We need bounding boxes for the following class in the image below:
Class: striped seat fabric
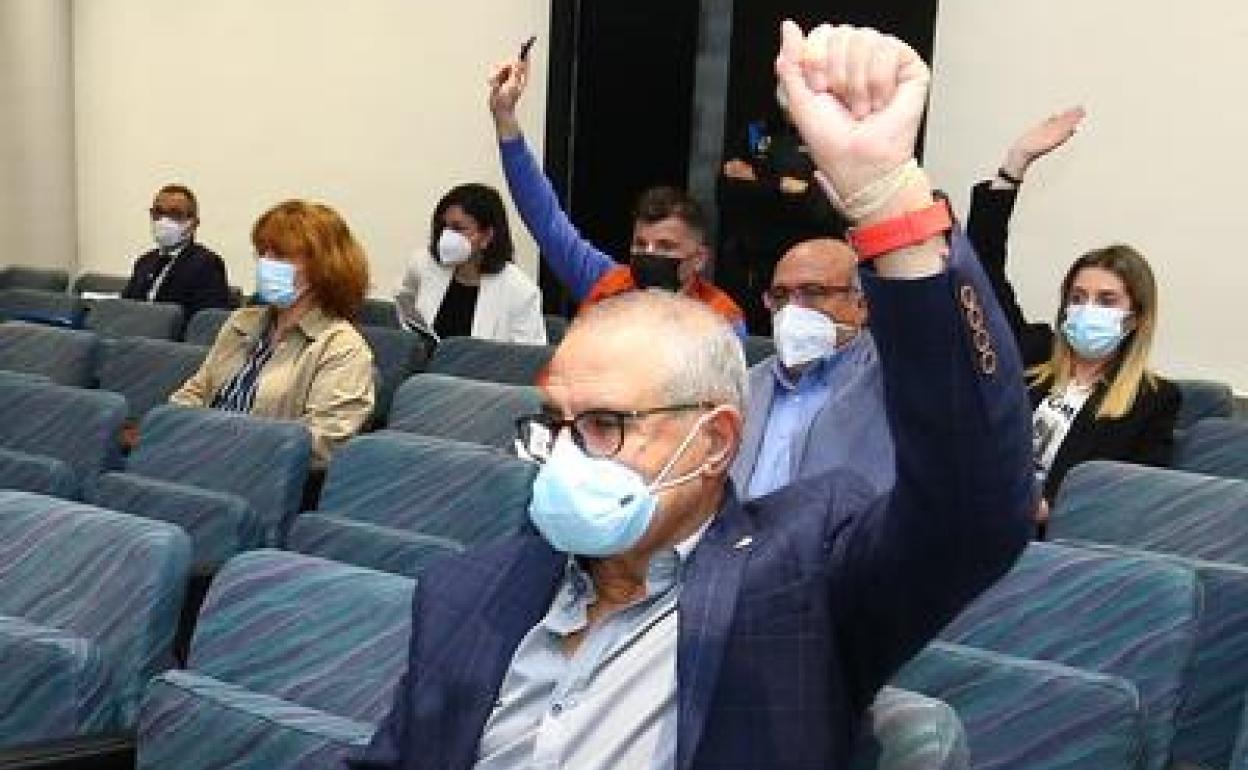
[1175,418,1248,482]
[89,405,312,567]
[0,266,69,292]
[0,378,125,498]
[357,326,431,427]
[182,308,231,346]
[939,541,1200,770]
[388,372,541,450]
[1174,379,1236,431]
[426,336,553,385]
[288,431,534,577]
[95,337,207,422]
[84,298,184,340]
[0,288,81,326]
[850,686,968,770]
[0,321,97,386]
[893,641,1142,770]
[137,550,414,770]
[0,490,189,745]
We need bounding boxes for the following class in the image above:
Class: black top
[433,278,480,339]
[122,241,232,319]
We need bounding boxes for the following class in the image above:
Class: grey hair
[570,289,748,411]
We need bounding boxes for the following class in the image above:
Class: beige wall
[72,0,549,297]
[0,0,77,271]
[925,1,1248,392]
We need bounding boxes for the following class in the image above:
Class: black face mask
[630,252,683,292]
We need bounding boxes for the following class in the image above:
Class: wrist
[493,112,522,141]
[855,175,935,226]
[1001,150,1031,182]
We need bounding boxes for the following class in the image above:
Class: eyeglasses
[149,207,193,222]
[515,402,713,462]
[763,283,858,310]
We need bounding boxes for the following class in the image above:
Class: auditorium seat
[0,289,83,327]
[96,337,208,422]
[425,336,553,385]
[743,335,776,366]
[358,326,431,427]
[0,321,98,386]
[1175,379,1236,430]
[0,266,69,292]
[87,405,312,568]
[0,378,125,498]
[0,490,189,746]
[893,641,1141,770]
[387,372,541,450]
[849,687,968,770]
[72,272,129,297]
[543,313,568,345]
[288,432,534,577]
[358,297,401,329]
[939,541,1200,770]
[182,308,231,346]
[84,297,184,340]
[135,550,413,770]
[1175,418,1248,482]
[1051,461,1248,565]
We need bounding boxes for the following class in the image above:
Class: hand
[774,22,931,219]
[1002,106,1086,181]
[488,59,529,140]
[1034,497,1050,524]
[722,159,757,181]
[779,176,809,194]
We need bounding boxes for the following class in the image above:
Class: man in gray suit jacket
[731,237,893,499]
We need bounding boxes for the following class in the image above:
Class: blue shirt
[746,350,841,498]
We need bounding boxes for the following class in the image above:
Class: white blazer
[394,251,547,345]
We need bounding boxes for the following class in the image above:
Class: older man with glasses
[732,236,892,498]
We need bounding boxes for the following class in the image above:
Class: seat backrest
[426,336,553,385]
[1175,418,1248,482]
[0,378,126,488]
[743,335,776,366]
[850,686,968,770]
[358,326,430,427]
[0,490,190,726]
[1175,379,1236,430]
[72,272,129,297]
[1051,461,1248,565]
[358,297,401,329]
[0,266,69,292]
[96,337,208,421]
[0,321,98,386]
[939,541,1199,770]
[543,314,569,345]
[0,289,83,326]
[319,431,534,544]
[182,308,232,346]
[388,373,541,450]
[893,641,1143,770]
[129,405,312,542]
[190,550,413,723]
[84,298,184,340]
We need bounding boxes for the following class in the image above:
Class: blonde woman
[968,108,1179,522]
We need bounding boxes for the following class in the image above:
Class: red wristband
[847,199,953,262]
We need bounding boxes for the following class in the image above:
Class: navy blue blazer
[121,241,231,319]
[349,230,1035,770]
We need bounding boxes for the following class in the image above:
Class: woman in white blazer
[395,183,546,344]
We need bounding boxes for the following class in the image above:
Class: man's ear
[701,406,743,476]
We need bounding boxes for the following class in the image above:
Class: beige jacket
[170,306,375,467]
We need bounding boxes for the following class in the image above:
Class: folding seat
[72,271,130,298]
[387,372,541,450]
[425,336,553,385]
[182,308,232,346]
[358,326,431,427]
[84,298,184,340]
[1175,379,1236,431]
[135,550,413,770]
[0,490,189,746]
[96,337,207,423]
[0,289,83,327]
[358,297,401,329]
[1175,418,1248,482]
[287,431,534,577]
[938,541,1200,770]
[0,266,69,292]
[0,321,98,386]
[87,405,312,569]
[893,642,1142,770]
[744,335,776,366]
[849,687,968,770]
[543,313,569,345]
[0,378,125,498]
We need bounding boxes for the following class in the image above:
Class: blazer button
[959,284,979,311]
[980,349,998,375]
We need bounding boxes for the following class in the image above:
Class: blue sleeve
[499,137,616,301]
[731,319,748,339]
[829,228,1036,709]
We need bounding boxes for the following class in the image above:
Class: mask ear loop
[650,409,722,494]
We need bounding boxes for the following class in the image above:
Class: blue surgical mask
[256,256,299,308]
[1061,304,1131,359]
[527,412,712,556]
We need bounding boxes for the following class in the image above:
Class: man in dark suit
[121,183,231,320]
[349,23,1035,770]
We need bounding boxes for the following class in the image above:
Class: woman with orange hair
[171,200,375,466]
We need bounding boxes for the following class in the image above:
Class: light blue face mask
[256,256,299,308]
[1061,304,1132,359]
[527,413,712,557]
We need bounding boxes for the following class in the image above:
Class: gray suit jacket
[731,331,895,498]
